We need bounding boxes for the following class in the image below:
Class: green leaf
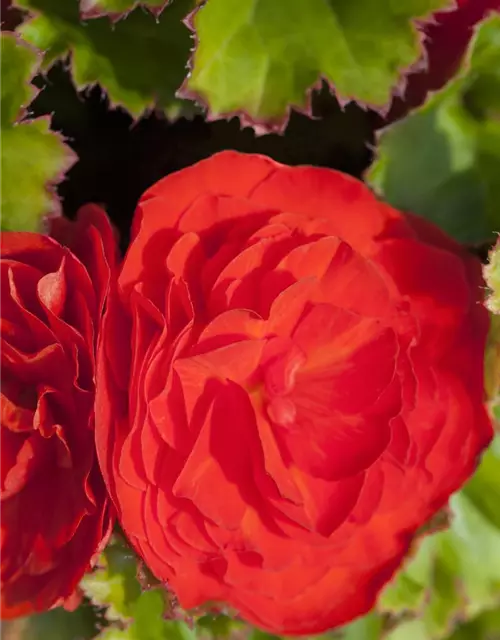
[485,313,500,423]
[196,614,240,637]
[95,586,197,639]
[17,0,194,118]
[128,590,197,640]
[485,240,500,314]
[379,534,435,615]
[385,620,429,640]
[83,536,198,639]
[99,617,197,640]
[248,631,281,640]
[1,603,98,640]
[337,614,384,640]
[81,535,142,621]
[1,35,37,126]
[80,0,165,19]
[184,0,449,127]
[1,34,74,231]
[367,15,500,244]
[377,438,500,639]
[448,608,500,640]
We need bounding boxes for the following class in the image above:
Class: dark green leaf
[1,603,98,640]
[367,15,500,244]
[17,0,194,118]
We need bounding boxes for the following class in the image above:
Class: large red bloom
[1,206,116,619]
[96,151,491,635]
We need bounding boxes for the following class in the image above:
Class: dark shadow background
[29,63,378,251]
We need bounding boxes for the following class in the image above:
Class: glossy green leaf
[367,15,500,244]
[1,34,74,231]
[184,0,449,126]
[17,0,194,118]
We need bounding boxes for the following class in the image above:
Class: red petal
[172,382,263,529]
[36,258,67,317]
[174,338,266,423]
[278,466,364,537]
[139,151,278,212]
[249,165,407,253]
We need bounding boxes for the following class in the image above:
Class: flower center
[267,396,297,426]
[263,343,306,427]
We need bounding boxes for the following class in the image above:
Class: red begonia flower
[1,206,116,619]
[96,152,491,635]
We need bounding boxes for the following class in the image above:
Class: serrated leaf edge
[2,31,43,123]
[2,32,77,231]
[79,0,168,23]
[178,0,457,134]
[14,1,190,121]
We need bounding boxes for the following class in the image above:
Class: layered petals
[1,207,116,619]
[96,152,491,635]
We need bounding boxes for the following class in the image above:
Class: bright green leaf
[96,591,197,640]
[1,34,74,231]
[81,535,142,621]
[82,536,198,639]
[128,590,197,640]
[1,35,37,125]
[185,0,449,125]
[367,15,500,244]
[17,0,194,118]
